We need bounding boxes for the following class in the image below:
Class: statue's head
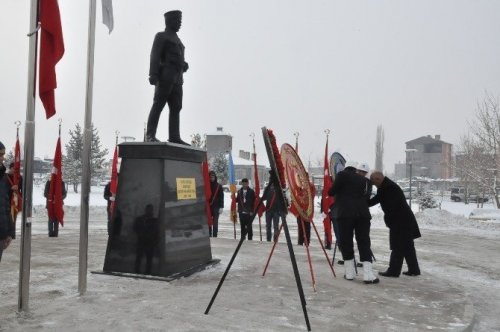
[164,10,182,32]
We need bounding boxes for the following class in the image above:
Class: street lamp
[405,148,418,208]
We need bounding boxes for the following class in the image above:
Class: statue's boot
[168,111,190,145]
[146,108,161,142]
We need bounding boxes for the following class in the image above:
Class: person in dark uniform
[146,10,189,145]
[104,181,113,235]
[235,178,256,240]
[0,143,14,262]
[133,204,160,275]
[369,171,421,277]
[44,179,67,237]
[328,161,379,284]
[208,171,224,237]
[262,183,282,242]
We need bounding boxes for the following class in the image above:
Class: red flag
[321,136,334,243]
[47,137,64,225]
[252,153,266,217]
[39,0,65,119]
[11,135,23,216]
[202,161,213,227]
[109,145,119,216]
[321,138,334,214]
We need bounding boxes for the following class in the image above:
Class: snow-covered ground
[0,188,499,331]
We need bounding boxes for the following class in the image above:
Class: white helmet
[344,160,358,170]
[357,162,370,174]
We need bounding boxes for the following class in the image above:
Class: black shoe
[337,260,344,265]
[325,243,332,250]
[356,262,363,268]
[402,271,420,276]
[363,278,380,284]
[146,136,160,142]
[379,270,399,278]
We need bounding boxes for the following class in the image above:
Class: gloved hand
[218,208,223,214]
[110,196,115,202]
[183,61,189,72]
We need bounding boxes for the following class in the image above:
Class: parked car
[401,187,418,199]
[450,187,489,203]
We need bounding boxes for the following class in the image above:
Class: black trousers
[48,220,59,237]
[265,211,280,242]
[387,238,420,275]
[297,218,311,245]
[338,217,372,262]
[239,213,253,240]
[209,206,220,238]
[146,83,183,139]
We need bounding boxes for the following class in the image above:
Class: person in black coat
[369,171,421,277]
[208,171,224,238]
[328,162,379,284]
[262,183,283,242]
[235,178,256,240]
[0,143,14,262]
[104,181,113,235]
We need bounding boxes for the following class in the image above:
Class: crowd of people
[205,159,422,285]
[2,136,421,283]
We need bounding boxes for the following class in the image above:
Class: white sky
[1,0,500,174]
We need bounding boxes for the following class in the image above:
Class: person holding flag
[44,135,67,237]
[261,183,283,242]
[208,171,224,237]
[0,142,15,262]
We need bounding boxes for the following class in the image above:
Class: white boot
[362,261,380,284]
[344,259,355,280]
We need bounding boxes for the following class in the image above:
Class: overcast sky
[1,0,500,174]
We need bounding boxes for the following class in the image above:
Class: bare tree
[375,125,384,172]
[455,93,500,208]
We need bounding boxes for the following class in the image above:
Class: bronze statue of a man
[146,10,189,145]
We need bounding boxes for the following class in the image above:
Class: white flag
[102,0,114,34]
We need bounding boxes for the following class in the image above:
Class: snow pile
[469,209,500,220]
[415,209,500,236]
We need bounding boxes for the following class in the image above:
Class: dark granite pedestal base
[102,142,214,278]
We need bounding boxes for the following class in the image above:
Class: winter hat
[357,162,370,174]
[344,160,358,170]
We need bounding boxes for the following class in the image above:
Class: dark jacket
[328,169,371,220]
[369,176,421,250]
[262,185,284,214]
[0,165,14,240]
[209,176,224,210]
[236,187,256,214]
[104,182,112,211]
[149,29,187,85]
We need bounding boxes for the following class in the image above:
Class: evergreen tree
[417,192,438,211]
[64,123,83,193]
[63,123,109,193]
[209,152,229,184]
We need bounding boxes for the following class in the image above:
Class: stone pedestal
[103,142,214,278]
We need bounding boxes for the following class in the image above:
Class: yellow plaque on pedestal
[176,178,196,200]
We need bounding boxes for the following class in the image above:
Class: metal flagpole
[18,0,40,312]
[78,0,97,295]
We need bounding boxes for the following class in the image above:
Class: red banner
[39,0,65,119]
[47,137,64,225]
[109,145,118,216]
[202,161,213,226]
